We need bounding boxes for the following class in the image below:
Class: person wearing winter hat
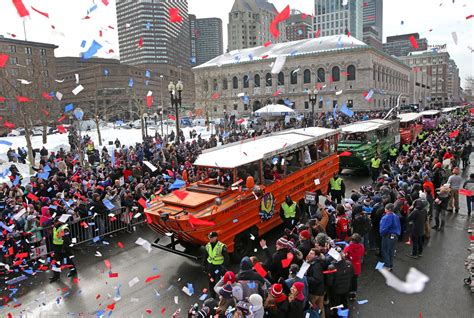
[249,294,264,318]
[264,284,289,318]
[260,237,294,283]
[343,233,365,300]
[203,231,229,298]
[236,256,268,299]
[215,284,236,318]
[296,229,312,259]
[214,271,244,301]
[288,281,305,316]
[284,264,309,308]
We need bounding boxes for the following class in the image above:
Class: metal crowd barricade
[4,207,147,267]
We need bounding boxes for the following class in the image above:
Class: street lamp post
[159,75,164,137]
[308,89,318,127]
[168,80,183,145]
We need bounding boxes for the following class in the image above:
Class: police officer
[401,143,410,155]
[416,131,426,145]
[370,154,382,182]
[280,195,300,229]
[388,146,398,163]
[328,172,345,204]
[50,219,76,283]
[202,231,229,298]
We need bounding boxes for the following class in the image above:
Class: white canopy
[341,119,393,134]
[420,110,440,116]
[441,107,457,113]
[194,127,339,169]
[254,104,295,117]
[398,112,422,123]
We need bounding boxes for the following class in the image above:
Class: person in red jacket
[343,233,365,300]
[422,176,435,198]
[335,205,349,242]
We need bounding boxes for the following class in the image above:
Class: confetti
[31,6,49,18]
[188,214,215,227]
[409,35,419,49]
[16,96,32,102]
[270,5,290,39]
[0,54,9,68]
[379,267,429,294]
[82,40,102,60]
[138,37,143,48]
[169,7,182,23]
[72,85,84,95]
[12,0,30,18]
[128,277,140,288]
[145,274,161,283]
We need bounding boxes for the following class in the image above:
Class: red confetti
[270,5,290,39]
[264,41,272,47]
[0,54,9,68]
[409,35,419,49]
[16,96,32,103]
[323,269,337,274]
[301,13,308,19]
[211,93,220,100]
[161,308,166,314]
[108,25,114,29]
[0,96,6,102]
[145,274,161,283]
[253,262,267,278]
[31,6,49,18]
[57,114,66,122]
[272,89,282,97]
[108,272,118,278]
[96,294,101,300]
[12,0,30,18]
[104,259,111,269]
[146,94,152,108]
[466,15,473,20]
[188,214,215,228]
[57,125,67,134]
[261,54,269,59]
[108,49,114,53]
[168,114,176,121]
[314,29,321,38]
[281,252,294,268]
[106,303,115,311]
[99,30,103,37]
[42,92,52,100]
[102,0,109,6]
[138,37,143,48]
[146,309,152,314]
[73,277,80,284]
[27,192,39,202]
[173,190,189,200]
[169,7,183,23]
[339,151,352,157]
[117,242,124,248]
[80,221,88,228]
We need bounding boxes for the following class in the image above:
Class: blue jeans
[467,196,473,215]
[381,234,397,268]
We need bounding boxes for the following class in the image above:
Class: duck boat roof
[340,119,395,134]
[397,112,422,123]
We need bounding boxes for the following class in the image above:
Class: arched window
[265,73,272,87]
[222,78,228,90]
[232,76,238,89]
[373,65,376,81]
[203,80,208,92]
[331,66,340,82]
[243,75,249,88]
[278,72,285,86]
[317,68,325,83]
[254,74,261,87]
[213,79,218,91]
[347,65,356,81]
[290,70,298,84]
[303,69,311,84]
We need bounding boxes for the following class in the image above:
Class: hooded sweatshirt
[343,242,365,276]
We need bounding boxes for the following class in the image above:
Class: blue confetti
[233,219,239,223]
[337,308,349,317]
[0,140,13,146]
[190,57,196,64]
[290,50,298,56]
[199,294,208,301]
[64,104,74,112]
[375,261,385,270]
[247,281,256,289]
[358,300,368,305]
[248,54,254,60]
[80,40,86,48]
[93,236,101,243]
[128,78,134,88]
[187,283,194,295]
[88,4,98,14]
[82,40,102,60]
[145,70,151,78]
[104,69,109,77]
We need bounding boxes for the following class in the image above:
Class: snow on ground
[0,124,215,184]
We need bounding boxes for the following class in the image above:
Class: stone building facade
[193,36,411,116]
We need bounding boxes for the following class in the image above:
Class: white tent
[254,104,295,117]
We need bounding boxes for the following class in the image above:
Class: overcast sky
[0,0,472,85]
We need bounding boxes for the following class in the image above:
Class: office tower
[383,33,428,57]
[313,0,363,40]
[362,0,383,49]
[228,0,285,51]
[286,10,313,41]
[189,15,224,65]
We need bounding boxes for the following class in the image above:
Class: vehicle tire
[231,231,253,263]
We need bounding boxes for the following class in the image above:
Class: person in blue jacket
[379,203,401,271]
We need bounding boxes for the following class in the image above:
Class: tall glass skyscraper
[313,0,363,40]
[362,0,383,43]
[116,0,191,67]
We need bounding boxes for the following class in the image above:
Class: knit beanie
[292,282,305,301]
[240,256,253,271]
[299,230,311,240]
[219,284,233,299]
[276,237,289,248]
[223,271,236,284]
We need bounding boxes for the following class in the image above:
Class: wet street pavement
[1,164,473,317]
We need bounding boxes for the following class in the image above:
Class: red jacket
[423,180,435,198]
[344,242,365,276]
[336,216,349,242]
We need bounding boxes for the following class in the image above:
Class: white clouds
[0,0,471,85]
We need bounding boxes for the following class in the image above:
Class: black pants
[411,234,423,256]
[206,264,224,298]
[282,218,296,230]
[51,244,76,278]
[330,190,343,204]
[371,168,380,182]
[350,275,359,293]
[330,293,349,315]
